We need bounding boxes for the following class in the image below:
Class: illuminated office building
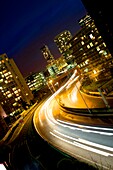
[54,30,73,60]
[25,71,46,92]
[56,55,68,72]
[68,15,113,81]
[81,0,113,57]
[0,53,33,116]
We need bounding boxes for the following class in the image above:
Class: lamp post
[49,79,56,92]
[98,88,110,108]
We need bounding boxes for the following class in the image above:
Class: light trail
[53,130,113,153]
[57,119,113,135]
[34,68,113,169]
[50,131,113,157]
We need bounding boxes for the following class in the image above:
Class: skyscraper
[40,45,58,77]
[0,53,33,116]
[40,45,54,64]
[81,0,113,57]
[68,14,113,81]
[54,30,72,60]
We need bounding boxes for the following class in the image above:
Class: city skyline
[0,0,87,77]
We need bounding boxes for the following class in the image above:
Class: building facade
[40,44,59,77]
[81,0,113,57]
[25,71,46,92]
[68,15,113,81]
[54,30,73,61]
[40,45,55,64]
[0,53,33,116]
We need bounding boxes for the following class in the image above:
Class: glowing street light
[49,79,56,92]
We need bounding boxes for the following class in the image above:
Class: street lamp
[48,79,56,92]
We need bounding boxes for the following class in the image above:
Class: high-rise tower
[81,0,113,57]
[0,53,33,116]
[40,45,59,77]
[40,45,54,64]
[68,14,113,80]
[54,30,72,61]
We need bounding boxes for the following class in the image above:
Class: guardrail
[60,104,113,117]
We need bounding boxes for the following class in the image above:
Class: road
[34,71,113,170]
[2,101,90,170]
[1,69,113,169]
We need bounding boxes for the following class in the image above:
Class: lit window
[18,96,21,100]
[7,94,12,98]
[5,80,8,84]
[93,70,97,74]
[6,91,10,94]
[98,36,102,39]
[14,90,18,94]
[81,41,84,45]
[89,34,95,40]
[12,87,16,91]
[84,68,88,72]
[103,42,106,47]
[4,72,9,76]
[87,45,90,49]
[3,70,7,73]
[0,79,3,83]
[85,59,89,64]
[90,42,93,47]
[80,48,83,51]
[13,102,17,106]
[96,46,100,51]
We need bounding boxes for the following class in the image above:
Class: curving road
[34,71,113,170]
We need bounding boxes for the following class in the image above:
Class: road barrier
[60,104,113,117]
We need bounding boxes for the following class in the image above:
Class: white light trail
[50,130,113,157]
[57,119,113,136]
[54,130,113,152]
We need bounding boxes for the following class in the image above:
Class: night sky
[0,0,87,77]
